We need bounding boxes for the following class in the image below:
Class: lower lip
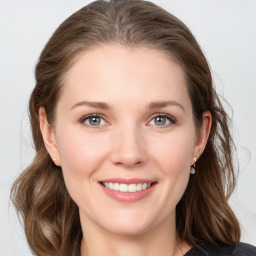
[100,184,156,202]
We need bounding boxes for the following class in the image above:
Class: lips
[99,178,157,202]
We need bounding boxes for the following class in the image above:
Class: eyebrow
[148,101,185,112]
[71,100,185,111]
[71,101,110,110]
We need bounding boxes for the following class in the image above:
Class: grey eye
[154,116,168,125]
[149,115,173,126]
[83,115,106,126]
[88,116,101,126]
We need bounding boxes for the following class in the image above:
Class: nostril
[114,159,144,168]
[110,138,149,167]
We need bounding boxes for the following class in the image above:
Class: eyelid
[151,113,176,122]
[79,112,176,128]
[147,113,176,127]
[80,113,108,127]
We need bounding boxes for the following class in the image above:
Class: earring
[190,157,196,175]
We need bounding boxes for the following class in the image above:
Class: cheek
[148,130,194,205]
[151,131,195,174]
[56,128,108,176]
[144,130,195,220]
[55,128,110,205]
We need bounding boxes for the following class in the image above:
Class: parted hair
[11,0,240,255]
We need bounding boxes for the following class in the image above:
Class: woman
[11,0,256,255]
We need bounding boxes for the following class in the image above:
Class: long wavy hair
[11,0,240,255]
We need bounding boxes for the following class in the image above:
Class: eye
[148,114,175,127]
[81,114,107,127]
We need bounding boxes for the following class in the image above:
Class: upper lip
[99,178,157,184]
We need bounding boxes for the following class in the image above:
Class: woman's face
[41,45,210,236]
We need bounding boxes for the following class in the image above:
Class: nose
[110,125,148,168]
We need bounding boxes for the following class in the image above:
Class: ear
[39,107,61,166]
[192,111,212,164]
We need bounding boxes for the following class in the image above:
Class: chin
[101,212,156,236]
[107,224,151,236]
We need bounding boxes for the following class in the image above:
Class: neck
[80,215,187,256]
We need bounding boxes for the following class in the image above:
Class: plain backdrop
[0,0,255,255]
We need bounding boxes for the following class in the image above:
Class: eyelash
[80,113,106,128]
[80,113,176,128]
[149,113,176,128]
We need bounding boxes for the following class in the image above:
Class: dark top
[184,242,256,256]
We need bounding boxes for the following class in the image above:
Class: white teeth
[128,184,136,192]
[103,182,109,188]
[102,182,152,192]
[113,183,119,191]
[136,183,142,191]
[120,184,128,192]
[142,183,148,190]
[109,182,114,189]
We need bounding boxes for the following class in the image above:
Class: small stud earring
[190,157,197,175]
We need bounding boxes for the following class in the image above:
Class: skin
[40,45,212,256]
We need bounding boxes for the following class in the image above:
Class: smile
[102,182,152,192]
[99,179,157,202]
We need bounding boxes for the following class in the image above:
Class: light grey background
[0,0,255,255]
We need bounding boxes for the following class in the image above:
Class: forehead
[59,44,191,110]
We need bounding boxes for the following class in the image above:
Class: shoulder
[185,241,256,256]
[232,242,256,256]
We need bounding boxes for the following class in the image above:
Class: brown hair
[11,0,240,255]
